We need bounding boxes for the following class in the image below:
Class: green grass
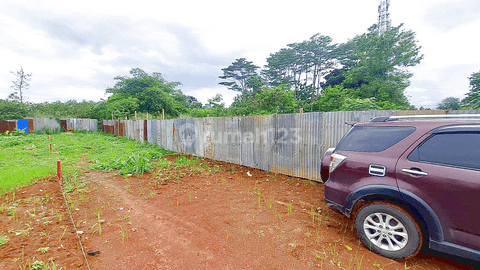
[0,132,173,194]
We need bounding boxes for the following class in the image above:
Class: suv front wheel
[355,202,423,260]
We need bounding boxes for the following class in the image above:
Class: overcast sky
[1,0,479,109]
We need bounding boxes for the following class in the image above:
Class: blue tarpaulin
[16,119,28,134]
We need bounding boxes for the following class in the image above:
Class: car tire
[354,202,422,260]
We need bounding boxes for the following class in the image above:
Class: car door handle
[402,169,428,176]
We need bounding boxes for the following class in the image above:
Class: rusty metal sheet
[60,120,68,132]
[28,119,34,134]
[0,120,16,133]
[396,110,448,116]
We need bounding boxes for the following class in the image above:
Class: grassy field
[0,132,173,193]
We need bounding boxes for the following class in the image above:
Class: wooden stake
[162,109,165,120]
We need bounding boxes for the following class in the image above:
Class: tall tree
[437,97,461,110]
[9,66,32,104]
[219,58,259,92]
[106,68,186,118]
[462,70,480,109]
[343,24,423,107]
[262,34,336,100]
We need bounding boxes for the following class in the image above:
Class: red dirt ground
[1,155,479,270]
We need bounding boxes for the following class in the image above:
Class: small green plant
[266,196,274,209]
[92,209,102,235]
[119,225,127,245]
[59,225,67,241]
[287,202,293,215]
[56,211,63,221]
[37,247,50,254]
[311,206,316,224]
[356,254,364,270]
[16,225,32,236]
[7,204,18,222]
[373,262,384,270]
[30,260,45,270]
[45,261,66,270]
[0,235,9,246]
[254,188,261,208]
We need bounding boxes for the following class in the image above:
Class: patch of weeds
[62,172,86,193]
[210,165,221,173]
[175,156,200,167]
[157,158,172,169]
[145,191,156,200]
[120,154,152,176]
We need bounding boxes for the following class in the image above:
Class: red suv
[322,115,480,261]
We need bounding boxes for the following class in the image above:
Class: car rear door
[395,129,480,250]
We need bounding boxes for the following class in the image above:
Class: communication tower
[377,0,392,35]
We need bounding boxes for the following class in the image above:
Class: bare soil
[1,155,479,270]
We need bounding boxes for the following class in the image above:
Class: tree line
[2,23,480,121]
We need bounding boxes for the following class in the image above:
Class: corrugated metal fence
[102,110,480,181]
[0,118,97,134]
[102,111,399,181]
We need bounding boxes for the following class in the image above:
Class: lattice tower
[377,0,392,35]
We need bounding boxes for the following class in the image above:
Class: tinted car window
[336,126,416,152]
[408,133,480,170]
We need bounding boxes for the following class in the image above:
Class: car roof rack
[370,114,480,122]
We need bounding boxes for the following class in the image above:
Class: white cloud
[1,0,479,111]
[183,85,238,107]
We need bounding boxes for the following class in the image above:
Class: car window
[408,133,480,170]
[336,126,416,152]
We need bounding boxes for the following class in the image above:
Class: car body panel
[396,133,480,250]
[322,118,480,261]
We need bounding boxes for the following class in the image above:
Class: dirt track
[1,155,479,269]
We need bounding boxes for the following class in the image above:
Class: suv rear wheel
[355,202,422,260]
